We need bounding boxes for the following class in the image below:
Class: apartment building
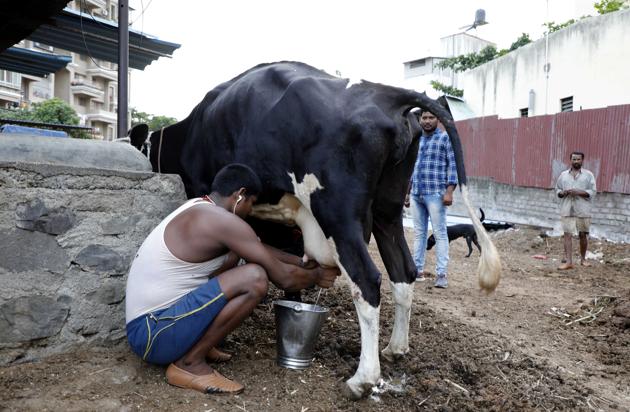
[0,0,123,140]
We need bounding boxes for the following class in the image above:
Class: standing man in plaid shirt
[404,109,458,288]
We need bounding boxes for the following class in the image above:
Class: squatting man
[125,164,340,394]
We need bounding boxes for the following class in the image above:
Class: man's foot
[416,271,426,282]
[434,275,448,289]
[557,263,574,270]
[580,260,591,267]
[207,347,232,363]
[166,363,244,394]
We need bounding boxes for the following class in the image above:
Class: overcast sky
[129,0,595,120]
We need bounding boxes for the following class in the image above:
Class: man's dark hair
[419,108,434,116]
[571,151,585,160]
[211,163,262,197]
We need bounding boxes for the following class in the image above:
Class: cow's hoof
[381,345,407,363]
[341,380,373,400]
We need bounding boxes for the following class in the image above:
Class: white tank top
[125,198,228,323]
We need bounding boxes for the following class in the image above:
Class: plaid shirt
[410,127,458,196]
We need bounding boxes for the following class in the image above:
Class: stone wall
[450,177,630,243]
[0,162,186,365]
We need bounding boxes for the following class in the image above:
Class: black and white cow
[133,61,501,399]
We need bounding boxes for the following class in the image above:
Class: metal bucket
[274,299,329,369]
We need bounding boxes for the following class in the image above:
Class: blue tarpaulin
[0,124,68,137]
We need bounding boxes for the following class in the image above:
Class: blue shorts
[126,277,228,365]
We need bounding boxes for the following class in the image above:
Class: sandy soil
[1,226,629,411]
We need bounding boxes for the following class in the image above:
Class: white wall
[460,8,630,118]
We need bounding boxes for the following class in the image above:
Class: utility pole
[117,0,129,139]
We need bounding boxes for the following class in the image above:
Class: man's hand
[404,194,411,208]
[315,266,341,288]
[443,191,453,206]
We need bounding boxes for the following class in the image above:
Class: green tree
[0,98,89,139]
[594,0,628,14]
[131,107,177,131]
[148,115,178,131]
[30,98,80,125]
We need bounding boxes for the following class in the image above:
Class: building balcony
[70,81,104,99]
[87,67,117,82]
[83,0,107,11]
[85,109,116,124]
[0,85,21,103]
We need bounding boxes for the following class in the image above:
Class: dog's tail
[479,208,485,223]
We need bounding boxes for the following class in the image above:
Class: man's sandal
[207,347,232,363]
[166,363,244,394]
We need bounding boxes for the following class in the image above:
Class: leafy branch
[429,81,463,97]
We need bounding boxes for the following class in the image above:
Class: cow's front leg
[343,291,380,400]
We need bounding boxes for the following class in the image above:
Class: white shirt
[125,198,228,323]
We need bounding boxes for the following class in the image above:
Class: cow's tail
[405,91,501,293]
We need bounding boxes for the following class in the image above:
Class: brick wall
[449,178,630,243]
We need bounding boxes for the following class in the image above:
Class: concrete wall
[449,177,630,243]
[0,162,186,365]
[459,8,630,118]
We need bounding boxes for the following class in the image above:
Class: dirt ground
[1,225,629,411]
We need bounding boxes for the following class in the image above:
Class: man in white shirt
[125,163,340,394]
[555,152,597,270]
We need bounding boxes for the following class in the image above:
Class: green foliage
[131,107,177,131]
[509,33,532,51]
[429,80,464,98]
[543,19,578,33]
[436,32,533,73]
[30,98,80,125]
[594,0,628,14]
[0,98,90,139]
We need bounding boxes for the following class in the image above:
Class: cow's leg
[288,173,382,399]
[372,216,416,362]
[320,226,382,399]
[347,299,380,397]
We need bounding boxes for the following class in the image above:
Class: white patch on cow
[345,77,362,90]
[254,171,382,398]
[346,295,381,397]
[331,249,381,398]
[382,282,414,361]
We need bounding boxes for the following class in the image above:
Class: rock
[85,280,126,305]
[15,199,76,235]
[73,245,126,274]
[100,215,140,236]
[0,295,70,343]
[0,229,69,273]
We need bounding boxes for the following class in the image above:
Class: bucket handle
[292,304,303,313]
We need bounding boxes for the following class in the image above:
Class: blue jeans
[411,194,449,276]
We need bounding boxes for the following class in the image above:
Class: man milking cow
[125,163,340,394]
[126,61,501,399]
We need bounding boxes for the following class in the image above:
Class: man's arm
[444,136,458,206]
[218,216,339,291]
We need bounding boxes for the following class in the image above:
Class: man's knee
[244,263,269,298]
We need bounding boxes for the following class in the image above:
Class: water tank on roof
[474,9,487,27]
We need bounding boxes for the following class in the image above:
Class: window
[0,70,21,87]
[409,59,426,69]
[520,108,528,118]
[560,96,573,112]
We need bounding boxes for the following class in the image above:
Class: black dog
[426,209,484,257]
